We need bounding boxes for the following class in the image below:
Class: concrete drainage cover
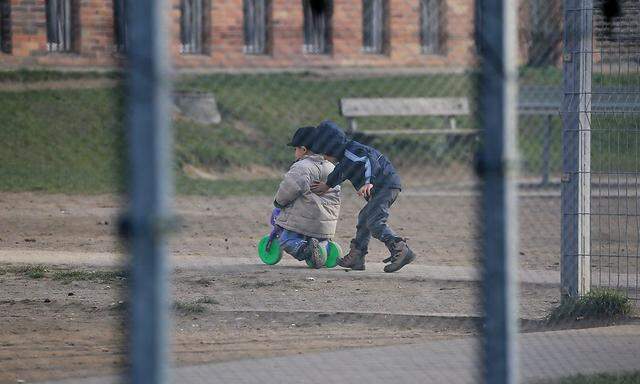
[174,91,222,125]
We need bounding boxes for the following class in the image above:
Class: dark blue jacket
[326,141,402,191]
[313,121,401,191]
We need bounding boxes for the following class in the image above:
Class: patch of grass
[26,267,47,279]
[0,69,122,83]
[542,372,640,384]
[52,269,128,284]
[519,66,562,86]
[238,280,279,289]
[547,288,633,323]
[173,300,207,314]
[177,176,280,196]
[192,277,215,285]
[0,265,48,279]
[0,88,127,194]
[194,296,219,305]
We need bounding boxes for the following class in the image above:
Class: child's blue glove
[270,208,281,227]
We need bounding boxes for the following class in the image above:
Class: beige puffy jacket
[274,154,341,239]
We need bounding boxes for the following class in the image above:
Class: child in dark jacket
[310,120,416,273]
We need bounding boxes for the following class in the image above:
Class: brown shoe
[383,239,416,273]
[305,238,326,269]
[337,240,366,270]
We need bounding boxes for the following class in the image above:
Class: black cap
[287,126,317,148]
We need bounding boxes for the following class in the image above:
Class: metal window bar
[243,0,267,54]
[46,0,72,52]
[303,0,331,54]
[181,0,204,54]
[362,0,384,54]
[113,0,127,53]
[420,0,441,54]
[0,0,10,54]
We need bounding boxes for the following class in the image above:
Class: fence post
[477,0,519,383]
[124,0,173,382]
[541,115,552,187]
[561,0,592,300]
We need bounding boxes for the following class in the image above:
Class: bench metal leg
[347,117,358,134]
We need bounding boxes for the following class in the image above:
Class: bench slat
[361,129,479,136]
[341,97,470,117]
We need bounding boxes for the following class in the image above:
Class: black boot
[338,240,366,270]
[383,238,416,273]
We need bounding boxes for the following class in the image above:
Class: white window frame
[0,0,10,54]
[181,0,205,54]
[46,0,73,53]
[113,0,127,53]
[420,0,443,55]
[362,0,386,54]
[243,0,268,54]
[302,0,332,54]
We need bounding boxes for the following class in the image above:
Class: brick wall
[0,0,478,70]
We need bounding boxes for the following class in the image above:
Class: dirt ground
[0,192,564,383]
[0,191,562,269]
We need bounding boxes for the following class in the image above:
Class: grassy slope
[1,68,636,195]
[0,88,126,193]
[545,372,640,384]
[1,72,474,195]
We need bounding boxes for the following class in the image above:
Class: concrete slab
[42,325,640,384]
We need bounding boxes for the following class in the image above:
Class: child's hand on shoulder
[358,183,374,198]
[311,181,330,195]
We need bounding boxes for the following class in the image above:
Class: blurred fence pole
[561,0,592,300]
[477,0,519,383]
[124,0,173,382]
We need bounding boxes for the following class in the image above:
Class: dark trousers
[353,187,400,253]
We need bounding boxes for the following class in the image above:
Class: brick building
[0,1,636,71]
[0,0,477,69]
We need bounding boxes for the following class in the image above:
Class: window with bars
[303,0,332,54]
[0,0,10,54]
[113,0,127,52]
[420,0,443,54]
[474,0,482,55]
[181,0,208,54]
[46,0,75,52]
[362,0,387,54]
[243,0,269,54]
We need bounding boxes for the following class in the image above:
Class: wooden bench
[339,97,472,135]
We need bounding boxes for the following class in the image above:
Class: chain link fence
[588,0,640,300]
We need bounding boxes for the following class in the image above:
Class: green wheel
[306,245,328,268]
[258,235,283,265]
[325,241,342,268]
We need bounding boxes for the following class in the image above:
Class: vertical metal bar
[195,0,202,53]
[477,0,519,382]
[125,0,172,381]
[64,0,70,51]
[542,114,552,186]
[561,0,592,300]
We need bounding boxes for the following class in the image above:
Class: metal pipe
[124,0,173,382]
[476,0,519,382]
